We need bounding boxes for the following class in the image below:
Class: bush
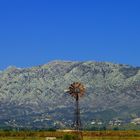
[63,134,73,140]
[62,134,83,140]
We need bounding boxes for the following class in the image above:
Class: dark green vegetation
[0,61,140,129]
[62,134,79,140]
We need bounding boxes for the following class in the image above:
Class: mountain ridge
[0,61,140,129]
[2,60,139,71]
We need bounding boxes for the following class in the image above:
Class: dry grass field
[0,136,140,140]
[0,131,140,140]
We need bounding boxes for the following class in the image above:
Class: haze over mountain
[0,61,140,129]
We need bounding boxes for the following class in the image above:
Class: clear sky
[0,0,140,70]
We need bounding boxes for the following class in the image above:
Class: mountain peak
[0,61,140,129]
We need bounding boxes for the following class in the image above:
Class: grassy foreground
[0,136,140,140]
[0,131,140,140]
[1,130,140,137]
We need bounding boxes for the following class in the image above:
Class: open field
[0,138,44,140]
[0,136,140,140]
[0,131,140,140]
[1,130,140,137]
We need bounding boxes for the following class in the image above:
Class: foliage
[62,134,82,140]
[62,134,73,140]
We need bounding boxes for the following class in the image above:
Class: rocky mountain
[0,61,140,129]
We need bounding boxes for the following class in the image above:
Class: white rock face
[0,61,140,129]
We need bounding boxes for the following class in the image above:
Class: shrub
[62,134,83,140]
[63,134,73,140]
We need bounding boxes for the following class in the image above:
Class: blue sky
[0,0,140,69]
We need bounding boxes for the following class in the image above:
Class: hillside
[0,61,140,129]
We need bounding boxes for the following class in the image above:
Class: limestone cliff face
[0,61,140,129]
